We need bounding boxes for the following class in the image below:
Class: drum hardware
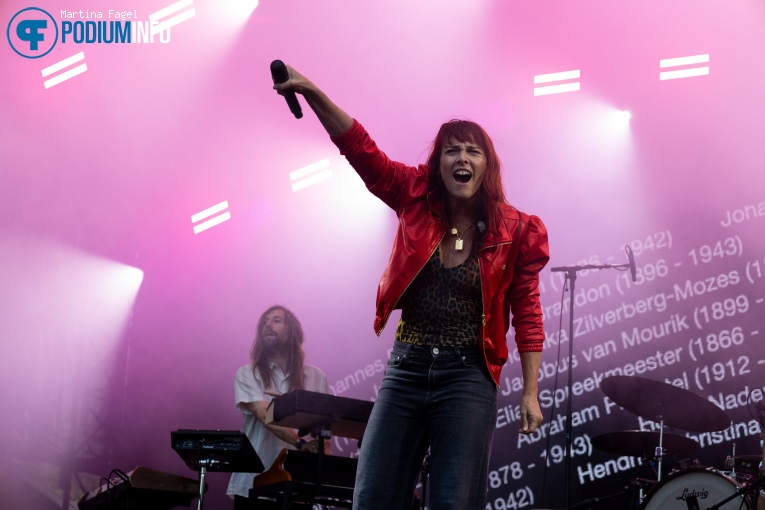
[565,478,658,510]
[631,477,657,506]
[600,375,731,481]
[705,475,765,510]
[723,453,763,484]
[592,431,700,458]
[591,429,701,483]
[591,430,700,507]
[756,399,765,477]
[731,443,736,480]
[636,467,765,510]
[700,392,765,509]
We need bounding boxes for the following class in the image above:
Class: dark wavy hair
[250,305,305,392]
[426,120,507,253]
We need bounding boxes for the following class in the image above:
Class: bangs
[437,120,489,152]
[426,118,505,214]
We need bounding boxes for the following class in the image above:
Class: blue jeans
[353,342,498,510]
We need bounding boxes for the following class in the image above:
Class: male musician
[226,305,330,507]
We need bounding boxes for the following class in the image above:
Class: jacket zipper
[376,229,446,335]
[479,239,514,386]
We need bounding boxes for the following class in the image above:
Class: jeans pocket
[384,353,406,378]
[459,352,483,368]
[387,353,405,368]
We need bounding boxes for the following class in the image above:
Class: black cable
[539,273,569,507]
[746,387,760,421]
[98,477,111,510]
[109,469,129,510]
[105,471,117,510]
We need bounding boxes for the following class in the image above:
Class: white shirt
[226,362,330,498]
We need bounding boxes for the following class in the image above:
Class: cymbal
[592,430,700,457]
[600,376,730,432]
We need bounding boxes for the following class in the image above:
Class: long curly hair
[249,305,305,392]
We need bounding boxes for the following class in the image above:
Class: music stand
[171,429,264,510]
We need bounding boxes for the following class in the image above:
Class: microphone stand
[549,246,634,510]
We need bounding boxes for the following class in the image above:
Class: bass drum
[639,467,765,510]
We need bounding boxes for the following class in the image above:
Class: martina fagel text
[61,10,139,20]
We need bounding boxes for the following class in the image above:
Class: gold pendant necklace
[450,222,474,251]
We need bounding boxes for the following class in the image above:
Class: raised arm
[273,65,353,137]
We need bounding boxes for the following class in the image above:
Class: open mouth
[454,170,472,184]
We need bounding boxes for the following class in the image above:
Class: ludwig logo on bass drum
[677,488,710,501]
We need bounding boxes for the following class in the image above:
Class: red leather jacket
[332,120,550,385]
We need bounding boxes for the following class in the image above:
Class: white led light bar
[191,200,231,234]
[659,54,709,81]
[42,52,87,89]
[149,0,196,36]
[290,158,333,192]
[534,70,581,96]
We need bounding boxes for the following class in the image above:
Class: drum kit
[593,375,765,510]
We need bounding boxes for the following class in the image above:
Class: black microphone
[625,244,637,282]
[270,59,302,119]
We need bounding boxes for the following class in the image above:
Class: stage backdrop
[1,0,763,508]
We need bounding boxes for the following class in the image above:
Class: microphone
[625,244,637,282]
[477,221,486,233]
[270,60,302,119]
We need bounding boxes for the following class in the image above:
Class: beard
[261,331,287,354]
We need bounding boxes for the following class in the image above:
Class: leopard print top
[394,248,483,348]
